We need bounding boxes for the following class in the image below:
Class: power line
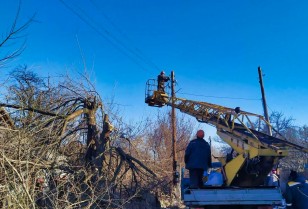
[89,0,161,71]
[266,104,274,113]
[59,0,148,72]
[177,92,261,101]
[59,0,160,74]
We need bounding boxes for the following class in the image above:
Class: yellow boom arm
[146,89,308,186]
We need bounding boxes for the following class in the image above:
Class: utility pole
[171,71,179,199]
[258,66,272,136]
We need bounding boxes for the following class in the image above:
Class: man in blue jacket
[285,170,308,209]
[185,130,212,189]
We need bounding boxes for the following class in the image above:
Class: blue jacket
[185,138,211,170]
[285,176,308,209]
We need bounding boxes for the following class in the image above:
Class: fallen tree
[0,69,158,208]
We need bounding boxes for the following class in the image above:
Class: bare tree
[269,111,295,138]
[138,110,193,207]
[0,69,157,208]
[0,3,34,68]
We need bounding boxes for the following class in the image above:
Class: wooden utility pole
[171,70,178,185]
[170,70,180,205]
[258,66,272,136]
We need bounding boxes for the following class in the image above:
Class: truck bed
[183,186,285,208]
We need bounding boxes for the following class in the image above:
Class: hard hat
[160,71,165,75]
[196,130,204,138]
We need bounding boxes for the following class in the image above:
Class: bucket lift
[145,79,169,107]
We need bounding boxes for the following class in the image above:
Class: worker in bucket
[157,71,170,93]
[285,170,308,209]
[184,130,212,189]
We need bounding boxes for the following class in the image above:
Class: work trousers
[189,168,204,189]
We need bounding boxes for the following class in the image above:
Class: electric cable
[89,0,161,71]
[177,92,261,101]
[59,0,160,74]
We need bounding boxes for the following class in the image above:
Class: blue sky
[1,0,308,138]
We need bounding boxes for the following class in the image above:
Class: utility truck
[145,77,308,209]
